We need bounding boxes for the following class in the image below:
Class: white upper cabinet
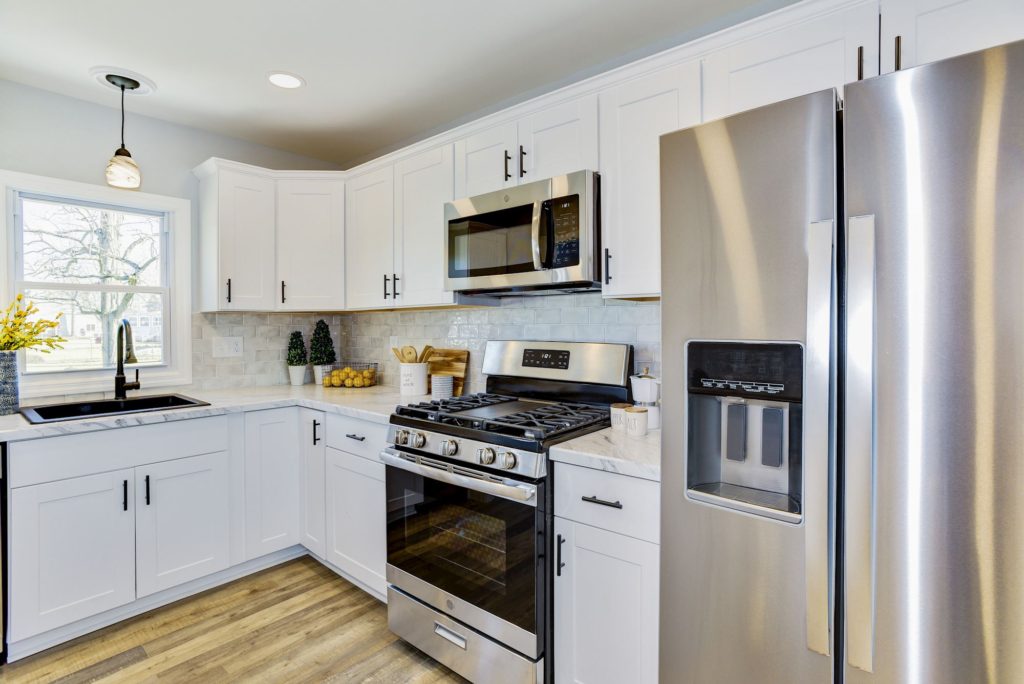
[702,1,879,121]
[881,0,1024,72]
[345,165,396,310]
[276,177,346,311]
[196,163,277,311]
[599,61,702,298]
[454,122,518,197]
[394,145,455,308]
[135,452,231,598]
[516,95,599,183]
[454,95,599,198]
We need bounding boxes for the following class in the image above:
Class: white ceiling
[0,0,793,167]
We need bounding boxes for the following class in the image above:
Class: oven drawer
[388,587,541,684]
[555,462,660,544]
[325,413,388,460]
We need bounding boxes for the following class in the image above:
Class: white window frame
[1,169,192,399]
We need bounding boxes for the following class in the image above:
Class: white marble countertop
[0,385,428,442]
[549,427,661,482]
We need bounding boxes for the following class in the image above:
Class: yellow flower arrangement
[0,294,66,352]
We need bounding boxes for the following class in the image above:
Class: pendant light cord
[120,84,126,148]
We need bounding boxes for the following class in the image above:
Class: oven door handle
[380,449,538,506]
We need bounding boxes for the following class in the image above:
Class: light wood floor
[0,557,468,683]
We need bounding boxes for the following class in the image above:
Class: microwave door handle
[531,202,544,271]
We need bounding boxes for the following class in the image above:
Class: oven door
[382,448,545,659]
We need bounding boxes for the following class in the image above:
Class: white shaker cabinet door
[244,408,301,559]
[554,518,660,684]
[325,446,387,597]
[881,0,1024,73]
[216,168,277,311]
[702,0,878,120]
[135,452,231,598]
[299,408,327,558]
[516,94,599,183]
[454,122,518,198]
[345,165,395,309]
[394,145,455,308]
[9,469,136,640]
[276,177,346,311]
[599,60,701,298]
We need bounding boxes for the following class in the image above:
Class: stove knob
[394,429,410,446]
[499,452,518,470]
[440,439,459,456]
[477,447,496,465]
[411,432,427,449]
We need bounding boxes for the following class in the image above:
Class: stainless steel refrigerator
[659,40,1024,684]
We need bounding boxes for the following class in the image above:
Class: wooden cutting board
[426,348,469,397]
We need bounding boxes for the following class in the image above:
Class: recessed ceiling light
[268,72,305,89]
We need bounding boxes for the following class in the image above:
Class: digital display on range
[523,349,571,370]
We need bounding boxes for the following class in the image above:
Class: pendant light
[104,74,142,189]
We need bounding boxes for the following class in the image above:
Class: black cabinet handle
[582,495,623,509]
[556,534,566,576]
[281,280,286,304]
[145,475,151,506]
[226,278,232,303]
[384,274,391,299]
[519,145,527,178]
[895,35,903,70]
[603,248,612,284]
[857,45,864,80]
[393,273,400,298]
[504,150,512,181]
[346,433,366,442]
[313,420,321,445]
[122,479,128,511]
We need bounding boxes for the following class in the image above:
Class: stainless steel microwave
[444,170,600,295]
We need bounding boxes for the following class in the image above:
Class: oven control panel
[522,349,570,370]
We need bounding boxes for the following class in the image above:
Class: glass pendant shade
[106,147,141,189]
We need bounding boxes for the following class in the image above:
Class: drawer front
[555,462,660,543]
[325,413,388,460]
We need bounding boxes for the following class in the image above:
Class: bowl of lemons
[324,363,378,389]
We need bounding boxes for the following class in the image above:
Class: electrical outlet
[212,336,243,358]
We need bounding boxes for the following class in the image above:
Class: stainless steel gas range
[382,340,633,684]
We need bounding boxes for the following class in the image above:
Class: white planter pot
[288,365,308,386]
[313,365,330,385]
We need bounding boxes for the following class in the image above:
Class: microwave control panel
[522,349,571,370]
[546,195,580,267]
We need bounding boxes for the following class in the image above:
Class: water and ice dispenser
[686,342,803,523]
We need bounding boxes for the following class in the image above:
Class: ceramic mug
[625,406,649,438]
[610,403,632,431]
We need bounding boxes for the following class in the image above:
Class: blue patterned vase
[0,351,18,416]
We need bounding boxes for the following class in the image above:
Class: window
[16,193,168,373]
[2,169,192,398]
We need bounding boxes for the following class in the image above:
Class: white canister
[432,374,454,401]
[400,363,429,396]
[625,406,649,438]
[610,403,632,431]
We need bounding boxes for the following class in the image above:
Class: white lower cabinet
[325,446,387,596]
[299,408,327,558]
[135,452,231,598]
[9,468,137,641]
[244,408,301,559]
[554,517,660,684]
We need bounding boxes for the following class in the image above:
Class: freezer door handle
[804,219,834,657]
[846,214,877,672]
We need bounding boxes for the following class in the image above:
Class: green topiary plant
[309,319,336,366]
[286,330,307,366]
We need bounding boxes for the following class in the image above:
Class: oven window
[386,465,541,633]
[448,203,536,278]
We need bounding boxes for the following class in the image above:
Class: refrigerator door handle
[846,214,877,672]
[804,218,834,657]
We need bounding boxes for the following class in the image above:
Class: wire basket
[323,362,379,388]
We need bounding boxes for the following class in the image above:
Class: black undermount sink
[20,394,210,424]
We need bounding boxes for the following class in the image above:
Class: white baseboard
[6,546,306,662]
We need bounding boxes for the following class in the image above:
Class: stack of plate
[431,374,454,400]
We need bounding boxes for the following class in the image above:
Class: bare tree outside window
[16,195,167,373]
